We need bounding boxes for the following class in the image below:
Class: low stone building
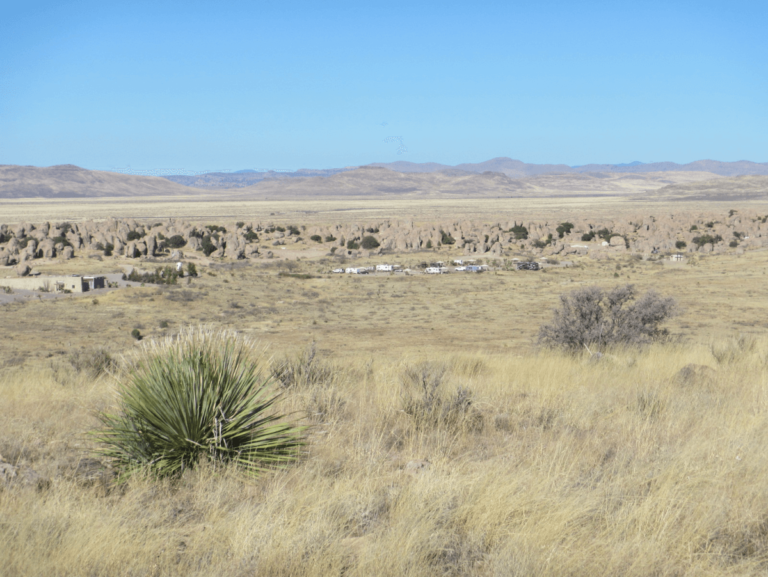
[0,275,105,293]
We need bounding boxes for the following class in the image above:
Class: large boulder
[61,246,74,260]
[38,239,55,259]
[16,263,31,277]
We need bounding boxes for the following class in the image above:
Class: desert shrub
[165,234,186,249]
[94,328,305,480]
[532,239,547,249]
[538,284,678,353]
[186,262,197,277]
[361,235,380,249]
[440,230,456,245]
[689,225,698,231]
[131,329,142,341]
[104,243,114,256]
[126,230,145,241]
[287,225,300,236]
[581,231,595,241]
[205,225,227,234]
[68,349,116,377]
[346,240,360,250]
[556,222,574,238]
[729,240,739,248]
[310,234,322,243]
[200,235,217,256]
[236,221,245,228]
[692,234,723,247]
[245,230,259,241]
[271,342,334,389]
[400,362,480,431]
[676,240,687,250]
[324,234,337,243]
[509,224,528,240]
[710,334,759,365]
[159,320,169,329]
[426,240,433,249]
[125,266,179,285]
[51,236,72,247]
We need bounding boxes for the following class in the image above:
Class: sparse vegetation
[538,284,678,352]
[94,328,304,480]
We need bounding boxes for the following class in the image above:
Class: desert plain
[2,174,768,575]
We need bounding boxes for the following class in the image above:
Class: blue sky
[1,0,766,172]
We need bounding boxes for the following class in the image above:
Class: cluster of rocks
[1,209,766,273]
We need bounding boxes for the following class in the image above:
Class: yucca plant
[94,327,305,481]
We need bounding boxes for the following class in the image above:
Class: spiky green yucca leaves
[95,328,305,480]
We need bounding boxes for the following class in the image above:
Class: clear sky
[1,0,766,172]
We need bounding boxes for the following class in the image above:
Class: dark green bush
[324,235,337,243]
[581,231,596,242]
[94,329,305,480]
[201,236,217,256]
[126,230,145,241]
[51,236,72,247]
[131,329,142,341]
[206,225,227,234]
[440,231,455,245]
[310,235,322,243]
[186,262,197,277]
[245,230,259,242]
[556,222,574,238]
[165,235,186,249]
[676,240,687,250]
[729,240,739,248]
[104,243,114,257]
[692,234,723,247]
[125,266,180,285]
[509,224,528,240]
[361,235,379,249]
[347,240,360,250]
[236,221,245,229]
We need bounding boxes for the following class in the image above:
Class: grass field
[2,201,768,576]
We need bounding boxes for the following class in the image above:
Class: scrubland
[3,338,768,576]
[2,202,768,575]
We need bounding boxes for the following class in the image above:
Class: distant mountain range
[157,158,768,189]
[1,158,767,199]
[368,158,768,178]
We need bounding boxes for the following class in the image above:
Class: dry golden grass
[2,200,768,575]
[3,339,768,576]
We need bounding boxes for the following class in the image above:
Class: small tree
[538,284,677,353]
[361,235,380,249]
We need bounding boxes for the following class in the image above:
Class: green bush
[94,328,305,480]
[729,240,739,248]
[675,240,687,250]
[556,222,574,238]
[347,240,360,250]
[236,221,245,229]
[426,240,433,249]
[509,224,528,240]
[125,266,180,285]
[692,234,723,247]
[440,230,456,245]
[131,329,142,341]
[310,235,322,243]
[201,236,217,256]
[104,243,114,257]
[126,230,145,241]
[361,235,379,249]
[245,230,259,242]
[581,231,596,242]
[186,262,198,277]
[324,235,337,243]
[165,235,186,249]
